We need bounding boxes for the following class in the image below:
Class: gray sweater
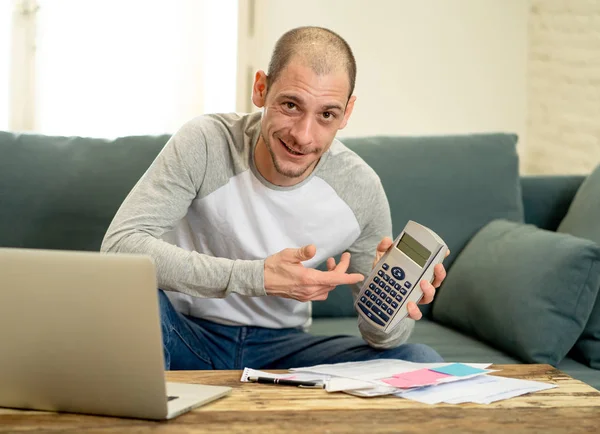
[101,112,414,348]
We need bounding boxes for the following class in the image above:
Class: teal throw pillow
[558,164,600,369]
[431,219,600,366]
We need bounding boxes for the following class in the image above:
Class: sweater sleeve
[100,118,266,298]
[347,177,415,349]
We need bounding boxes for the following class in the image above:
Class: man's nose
[290,114,314,147]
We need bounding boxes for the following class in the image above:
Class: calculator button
[358,303,384,326]
[404,282,412,289]
[378,281,386,288]
[391,267,405,281]
[372,306,390,322]
[366,300,373,308]
[379,292,386,299]
[389,279,395,286]
[370,294,377,301]
[369,283,376,290]
[387,307,394,315]
[395,294,403,302]
[390,290,397,297]
[382,274,389,282]
[400,288,407,295]
[360,296,367,303]
[394,283,401,290]
[391,301,398,308]
[382,303,388,310]
[377,270,384,277]
[365,289,372,297]
[382,263,389,270]
[374,287,381,295]
[374,276,380,284]
[386,296,393,304]
[385,285,392,293]
[375,298,382,306]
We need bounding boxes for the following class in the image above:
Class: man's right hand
[264,244,364,302]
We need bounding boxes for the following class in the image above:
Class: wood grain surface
[1,364,598,433]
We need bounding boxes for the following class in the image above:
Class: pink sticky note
[382,369,451,388]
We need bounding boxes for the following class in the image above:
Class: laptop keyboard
[167,396,179,402]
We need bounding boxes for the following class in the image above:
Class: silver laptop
[0,248,231,420]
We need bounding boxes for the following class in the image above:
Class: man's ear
[339,95,356,130]
[251,70,268,108]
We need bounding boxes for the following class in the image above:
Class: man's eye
[322,112,334,119]
[285,102,296,110]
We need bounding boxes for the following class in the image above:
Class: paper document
[244,360,556,404]
[291,359,493,394]
[326,377,375,392]
[397,375,556,404]
[383,368,451,388]
[291,359,492,382]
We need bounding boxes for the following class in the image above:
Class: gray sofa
[1,128,598,390]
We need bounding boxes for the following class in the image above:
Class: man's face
[252,59,356,186]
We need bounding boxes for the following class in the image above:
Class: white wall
[238,0,529,151]
[526,0,600,175]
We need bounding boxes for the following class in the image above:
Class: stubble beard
[262,132,314,179]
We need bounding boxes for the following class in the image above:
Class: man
[101,26,447,370]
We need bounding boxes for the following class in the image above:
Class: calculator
[355,220,448,333]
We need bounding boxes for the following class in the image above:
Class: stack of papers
[241,359,556,404]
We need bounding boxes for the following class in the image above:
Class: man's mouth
[279,138,305,156]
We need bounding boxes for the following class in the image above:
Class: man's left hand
[372,237,449,321]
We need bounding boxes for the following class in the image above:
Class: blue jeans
[158,290,443,370]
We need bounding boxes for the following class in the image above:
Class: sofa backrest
[0,131,169,251]
[520,175,585,231]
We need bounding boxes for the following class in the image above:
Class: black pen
[247,376,325,389]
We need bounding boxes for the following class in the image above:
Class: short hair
[267,26,357,99]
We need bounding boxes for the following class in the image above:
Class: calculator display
[396,233,430,267]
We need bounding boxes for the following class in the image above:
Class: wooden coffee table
[1,365,598,433]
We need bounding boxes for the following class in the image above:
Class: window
[0,1,12,130]
[10,0,238,137]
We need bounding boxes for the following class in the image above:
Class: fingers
[407,302,422,320]
[445,249,451,258]
[324,252,352,276]
[431,263,447,288]
[328,272,365,286]
[326,257,336,271]
[308,268,365,286]
[373,236,394,268]
[311,253,354,300]
[293,244,317,262]
[311,285,336,301]
[419,280,436,304]
[334,252,351,273]
[376,237,394,258]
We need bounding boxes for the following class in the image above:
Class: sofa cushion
[0,131,169,251]
[557,164,600,369]
[431,219,600,366]
[310,317,521,364]
[313,133,524,318]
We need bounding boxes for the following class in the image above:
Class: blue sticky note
[430,363,487,377]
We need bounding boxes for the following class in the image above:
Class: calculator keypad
[357,263,414,326]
